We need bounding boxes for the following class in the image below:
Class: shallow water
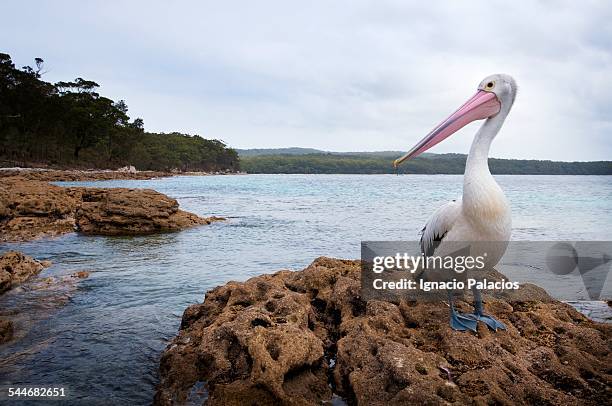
[0,174,611,404]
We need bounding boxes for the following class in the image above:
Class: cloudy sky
[2,1,611,160]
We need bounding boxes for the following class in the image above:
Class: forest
[239,152,612,175]
[0,53,239,171]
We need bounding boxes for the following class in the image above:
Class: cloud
[1,0,611,160]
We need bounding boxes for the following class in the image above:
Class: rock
[117,165,137,173]
[0,177,80,241]
[155,257,611,406]
[0,251,51,294]
[75,188,221,235]
[0,169,167,182]
[0,174,220,241]
[71,271,90,279]
[0,318,13,344]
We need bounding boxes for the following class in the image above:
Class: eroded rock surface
[75,188,220,235]
[0,178,80,241]
[0,169,167,182]
[0,251,51,294]
[155,257,611,405]
[0,176,220,241]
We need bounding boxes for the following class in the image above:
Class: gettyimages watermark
[361,241,612,302]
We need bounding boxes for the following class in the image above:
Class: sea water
[0,174,611,404]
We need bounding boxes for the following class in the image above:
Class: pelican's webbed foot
[467,287,507,331]
[448,291,478,332]
[450,309,478,332]
[467,312,506,331]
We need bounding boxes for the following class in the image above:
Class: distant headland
[237,148,612,175]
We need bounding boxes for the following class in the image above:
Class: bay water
[0,174,611,404]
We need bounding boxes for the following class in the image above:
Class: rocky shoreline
[0,169,223,345]
[0,251,52,343]
[0,168,244,182]
[0,167,171,182]
[155,257,611,405]
[0,170,223,242]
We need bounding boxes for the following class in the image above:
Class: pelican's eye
[485,81,495,90]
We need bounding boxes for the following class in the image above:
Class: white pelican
[394,74,517,331]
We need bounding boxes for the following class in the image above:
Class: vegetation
[236,147,324,156]
[239,152,612,175]
[236,148,415,158]
[0,53,238,171]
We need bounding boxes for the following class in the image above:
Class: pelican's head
[393,74,517,168]
[478,73,517,112]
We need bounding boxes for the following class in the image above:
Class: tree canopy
[239,153,612,175]
[0,53,238,171]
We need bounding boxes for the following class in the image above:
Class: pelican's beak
[393,90,501,168]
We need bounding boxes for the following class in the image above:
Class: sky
[1,1,611,161]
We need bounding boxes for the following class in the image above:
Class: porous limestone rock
[155,257,611,405]
[75,188,221,235]
[0,175,221,241]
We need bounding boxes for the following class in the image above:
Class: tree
[0,53,240,171]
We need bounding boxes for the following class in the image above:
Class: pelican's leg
[467,288,506,331]
[448,291,478,332]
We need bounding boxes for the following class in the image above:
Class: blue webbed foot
[469,287,506,331]
[450,310,478,332]
[468,313,506,331]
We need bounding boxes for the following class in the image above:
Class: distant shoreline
[2,167,610,178]
[0,167,246,181]
[237,150,612,175]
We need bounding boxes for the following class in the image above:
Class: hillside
[238,150,612,175]
[236,147,324,156]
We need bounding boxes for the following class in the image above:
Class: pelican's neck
[465,111,506,178]
[463,107,511,221]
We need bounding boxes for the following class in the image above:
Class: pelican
[394,74,517,332]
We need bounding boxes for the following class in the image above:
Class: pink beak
[393,90,501,168]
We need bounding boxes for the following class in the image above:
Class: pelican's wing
[420,199,461,257]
